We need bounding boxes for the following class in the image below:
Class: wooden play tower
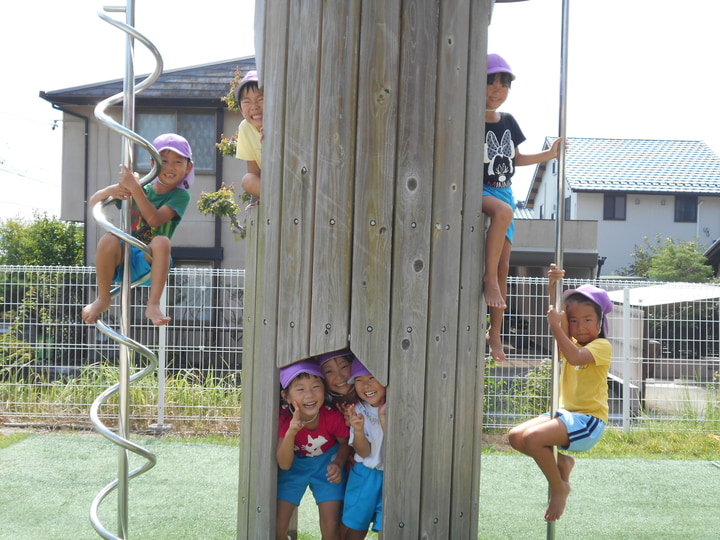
[238,1,501,537]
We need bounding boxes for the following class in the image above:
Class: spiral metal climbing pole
[89,3,164,538]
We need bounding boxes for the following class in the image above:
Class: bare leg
[82,234,122,324]
[145,236,172,326]
[276,499,296,540]
[486,237,512,362]
[345,527,369,540]
[482,195,512,309]
[508,416,571,522]
[317,500,341,540]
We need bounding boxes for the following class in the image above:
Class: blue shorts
[342,463,383,532]
[277,443,346,506]
[483,184,514,243]
[542,409,606,452]
[113,245,152,286]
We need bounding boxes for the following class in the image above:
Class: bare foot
[558,453,575,483]
[545,481,571,522]
[483,278,507,309]
[486,331,506,362]
[81,297,111,324]
[146,303,171,326]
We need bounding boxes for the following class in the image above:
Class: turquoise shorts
[112,245,172,286]
[113,245,151,286]
[277,443,346,506]
[342,462,383,532]
[543,408,606,452]
[483,184,515,243]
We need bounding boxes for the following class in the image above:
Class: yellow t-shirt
[235,119,262,168]
[559,338,612,423]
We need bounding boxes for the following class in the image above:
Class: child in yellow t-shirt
[234,70,263,202]
[508,264,612,523]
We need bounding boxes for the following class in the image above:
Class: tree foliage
[0,212,84,266]
[618,234,714,282]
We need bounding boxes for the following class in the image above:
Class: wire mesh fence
[0,265,244,433]
[1,266,718,433]
[485,276,720,431]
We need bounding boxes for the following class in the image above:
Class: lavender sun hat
[347,358,372,384]
[563,284,613,334]
[317,347,353,367]
[151,133,194,189]
[233,70,259,103]
[279,359,324,389]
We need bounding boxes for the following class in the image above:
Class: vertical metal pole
[548,0,570,538]
[118,0,135,536]
[622,288,631,431]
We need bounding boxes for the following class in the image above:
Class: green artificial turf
[1,433,718,539]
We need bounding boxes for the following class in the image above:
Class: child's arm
[276,403,303,470]
[348,404,371,459]
[119,165,179,227]
[547,311,598,367]
[326,437,349,484]
[379,402,387,433]
[548,263,564,304]
[88,183,131,207]
[516,138,564,167]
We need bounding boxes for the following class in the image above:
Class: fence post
[622,288,631,431]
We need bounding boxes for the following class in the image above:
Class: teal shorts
[342,462,383,532]
[113,245,152,286]
[277,443,346,506]
[543,408,606,452]
[483,184,515,243]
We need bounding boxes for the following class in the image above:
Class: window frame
[674,195,698,223]
[134,109,217,174]
[603,193,626,221]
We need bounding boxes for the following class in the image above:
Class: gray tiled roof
[40,57,256,109]
[563,138,720,194]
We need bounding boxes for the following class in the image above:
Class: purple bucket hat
[347,358,372,384]
[151,133,194,190]
[487,53,516,81]
[317,347,353,367]
[279,360,324,389]
[233,69,259,103]
[563,284,613,334]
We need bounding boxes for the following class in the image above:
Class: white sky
[2,0,718,220]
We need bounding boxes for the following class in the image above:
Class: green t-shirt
[129,184,191,244]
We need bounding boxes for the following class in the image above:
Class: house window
[603,194,626,221]
[564,195,571,220]
[135,111,216,172]
[674,195,697,223]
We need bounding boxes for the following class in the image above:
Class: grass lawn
[1,429,719,539]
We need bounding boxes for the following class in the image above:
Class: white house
[525,138,720,275]
[40,57,255,271]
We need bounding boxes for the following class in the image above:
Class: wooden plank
[275,0,322,366]
[309,0,361,356]
[450,3,491,538]
[349,0,401,384]
[418,0,472,536]
[237,0,289,537]
[382,0,440,537]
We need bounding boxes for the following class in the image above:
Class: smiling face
[320,356,353,395]
[282,374,325,422]
[353,374,386,408]
[486,73,510,111]
[153,149,193,191]
[240,85,264,132]
[565,299,602,346]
